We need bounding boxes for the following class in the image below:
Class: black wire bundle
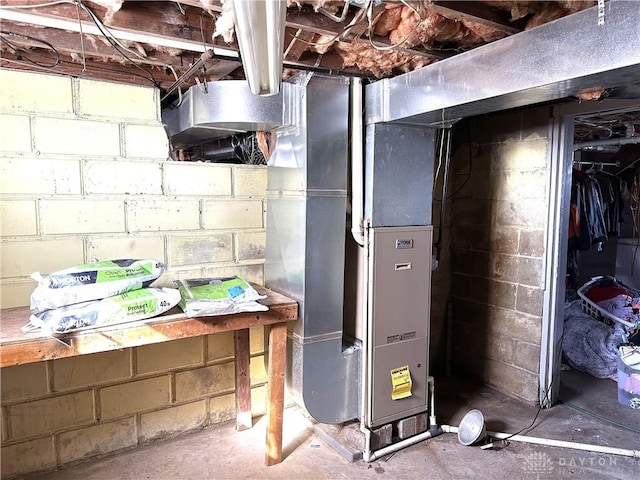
[0,30,60,68]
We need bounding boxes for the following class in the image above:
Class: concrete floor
[26,375,640,480]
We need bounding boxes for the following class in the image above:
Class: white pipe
[350,77,365,246]
[428,376,437,427]
[442,426,640,459]
[365,429,442,462]
[359,218,372,460]
[362,377,440,462]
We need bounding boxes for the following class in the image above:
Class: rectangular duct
[162,80,296,148]
[365,0,640,127]
[265,74,361,424]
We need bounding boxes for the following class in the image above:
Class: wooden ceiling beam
[2,0,217,46]
[284,28,316,62]
[204,59,241,81]
[0,21,201,71]
[430,1,522,34]
[0,49,177,88]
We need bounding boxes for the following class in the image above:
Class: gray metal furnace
[363,122,435,431]
[367,226,432,427]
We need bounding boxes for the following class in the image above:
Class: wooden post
[234,328,252,431]
[265,322,287,466]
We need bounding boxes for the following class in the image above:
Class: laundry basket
[617,345,640,409]
[577,276,638,330]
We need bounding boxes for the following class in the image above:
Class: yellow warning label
[390,365,412,400]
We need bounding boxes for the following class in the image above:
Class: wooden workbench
[0,285,298,466]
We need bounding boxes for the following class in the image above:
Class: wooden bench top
[0,285,298,368]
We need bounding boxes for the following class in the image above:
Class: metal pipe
[161,49,215,102]
[574,135,640,150]
[441,426,640,458]
[350,77,365,246]
[572,161,620,167]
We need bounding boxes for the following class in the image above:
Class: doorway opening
[542,100,640,430]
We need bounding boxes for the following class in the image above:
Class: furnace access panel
[367,226,432,428]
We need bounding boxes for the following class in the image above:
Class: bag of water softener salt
[176,276,268,317]
[23,287,181,335]
[30,259,166,313]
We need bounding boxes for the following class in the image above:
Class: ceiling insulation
[0,0,600,95]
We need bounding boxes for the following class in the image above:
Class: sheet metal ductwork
[162,76,360,424]
[162,80,297,148]
[265,75,361,424]
[365,0,640,128]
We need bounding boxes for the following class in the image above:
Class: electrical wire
[0,55,160,86]
[80,2,184,90]
[0,0,71,8]
[433,121,472,201]
[3,0,176,87]
[366,0,421,52]
[494,385,553,444]
[0,30,59,68]
[75,0,87,72]
[559,400,640,435]
[289,7,370,48]
[75,1,160,86]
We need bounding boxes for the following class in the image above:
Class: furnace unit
[367,226,432,427]
[363,121,435,433]
[265,76,436,452]
[163,75,437,459]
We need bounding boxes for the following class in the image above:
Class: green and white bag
[176,276,268,317]
[30,259,166,313]
[23,287,181,335]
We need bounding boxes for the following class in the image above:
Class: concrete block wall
[0,332,268,478]
[444,109,550,403]
[0,69,269,478]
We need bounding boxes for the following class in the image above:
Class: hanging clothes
[566,169,621,291]
[594,171,625,237]
[568,168,608,251]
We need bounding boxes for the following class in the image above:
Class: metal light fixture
[232,0,286,96]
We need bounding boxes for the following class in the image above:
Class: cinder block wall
[444,109,550,403]
[0,69,268,478]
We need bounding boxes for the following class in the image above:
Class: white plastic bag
[176,276,268,317]
[30,259,166,313]
[23,287,181,335]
